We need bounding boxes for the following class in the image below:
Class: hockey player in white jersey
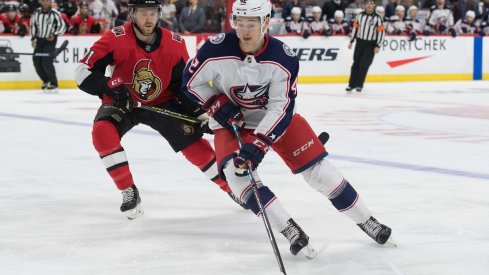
[329,10,351,35]
[427,0,456,37]
[386,5,407,35]
[453,10,478,34]
[183,0,394,258]
[307,5,332,37]
[405,5,425,40]
[285,7,310,37]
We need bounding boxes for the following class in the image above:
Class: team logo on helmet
[230,83,269,109]
[209,33,225,44]
[132,59,162,101]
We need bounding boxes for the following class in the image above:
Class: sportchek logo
[386,56,431,68]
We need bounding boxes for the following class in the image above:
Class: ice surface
[1,81,488,275]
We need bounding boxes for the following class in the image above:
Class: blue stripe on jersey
[245,186,276,215]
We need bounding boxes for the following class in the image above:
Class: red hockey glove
[202,94,244,129]
[233,133,272,170]
[106,77,132,112]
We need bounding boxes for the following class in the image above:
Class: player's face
[235,16,267,48]
[133,7,160,36]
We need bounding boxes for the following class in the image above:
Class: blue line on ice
[2,112,488,180]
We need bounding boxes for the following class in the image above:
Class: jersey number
[82,50,95,65]
[188,58,200,74]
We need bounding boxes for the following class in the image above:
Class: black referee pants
[348,39,376,89]
[33,38,58,87]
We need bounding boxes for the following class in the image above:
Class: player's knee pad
[222,159,263,204]
[301,158,344,196]
[92,120,121,155]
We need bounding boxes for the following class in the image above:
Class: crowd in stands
[0,0,488,39]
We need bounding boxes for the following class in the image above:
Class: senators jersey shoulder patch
[111,26,126,37]
[171,32,182,42]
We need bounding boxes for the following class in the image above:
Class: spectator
[90,0,119,32]
[405,5,425,40]
[385,0,401,18]
[322,0,348,21]
[71,1,101,34]
[453,10,478,34]
[427,0,455,36]
[285,6,309,35]
[1,4,21,34]
[203,0,225,33]
[179,0,205,34]
[386,5,406,34]
[348,0,365,10]
[330,9,351,34]
[115,0,130,26]
[18,3,31,36]
[452,0,479,23]
[282,0,303,19]
[308,5,331,36]
[160,0,178,31]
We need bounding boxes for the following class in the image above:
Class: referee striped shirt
[30,8,66,40]
[350,11,385,47]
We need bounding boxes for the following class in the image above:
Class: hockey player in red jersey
[183,0,394,258]
[75,0,244,220]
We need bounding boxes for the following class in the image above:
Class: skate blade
[125,204,144,220]
[300,244,318,259]
[383,237,397,248]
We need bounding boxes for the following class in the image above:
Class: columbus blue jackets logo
[230,83,270,109]
[132,59,162,101]
[209,33,225,44]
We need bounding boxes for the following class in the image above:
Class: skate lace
[122,187,135,204]
[283,223,300,243]
[362,218,381,238]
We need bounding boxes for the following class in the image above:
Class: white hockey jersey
[453,18,477,34]
[183,32,298,143]
[404,18,425,34]
[428,5,454,33]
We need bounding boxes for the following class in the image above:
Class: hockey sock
[92,121,134,190]
[329,180,371,224]
[245,186,291,231]
[181,139,231,192]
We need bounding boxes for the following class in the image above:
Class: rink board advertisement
[0,34,479,89]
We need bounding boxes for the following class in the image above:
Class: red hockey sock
[92,121,134,190]
[181,139,231,192]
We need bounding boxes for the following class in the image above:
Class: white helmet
[312,6,322,13]
[231,0,272,26]
[465,10,475,19]
[334,10,344,18]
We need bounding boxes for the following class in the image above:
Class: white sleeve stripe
[260,60,292,137]
[187,56,241,103]
[74,63,92,86]
[101,151,128,169]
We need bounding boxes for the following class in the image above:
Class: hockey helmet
[395,5,405,13]
[291,7,301,15]
[129,0,162,8]
[465,10,475,19]
[375,6,385,14]
[231,0,272,26]
[334,10,344,18]
[312,6,322,14]
[80,1,89,9]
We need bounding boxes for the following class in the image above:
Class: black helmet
[128,0,162,8]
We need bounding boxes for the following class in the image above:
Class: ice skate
[120,184,144,220]
[358,216,396,246]
[46,84,58,93]
[227,192,249,210]
[281,219,317,259]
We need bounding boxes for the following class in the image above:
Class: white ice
[1,81,489,275]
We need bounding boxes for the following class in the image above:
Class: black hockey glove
[302,30,311,39]
[436,24,447,33]
[233,133,272,171]
[449,28,457,37]
[409,32,417,41]
[423,30,430,36]
[202,94,244,129]
[105,77,132,112]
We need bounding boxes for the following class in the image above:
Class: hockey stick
[132,102,201,124]
[231,122,287,275]
[0,39,69,57]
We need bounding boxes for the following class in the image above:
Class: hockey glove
[436,24,447,33]
[233,133,272,170]
[105,77,132,112]
[203,94,244,129]
[302,30,311,39]
[449,28,457,37]
[197,113,214,134]
[423,30,430,36]
[409,32,417,41]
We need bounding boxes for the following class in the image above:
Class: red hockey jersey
[77,22,189,106]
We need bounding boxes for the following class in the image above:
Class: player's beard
[135,21,156,37]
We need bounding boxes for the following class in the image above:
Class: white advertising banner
[0,34,477,88]
[278,35,473,81]
[482,37,489,80]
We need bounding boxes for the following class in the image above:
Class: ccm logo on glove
[292,139,314,157]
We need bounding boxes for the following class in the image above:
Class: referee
[346,0,385,92]
[30,0,66,92]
